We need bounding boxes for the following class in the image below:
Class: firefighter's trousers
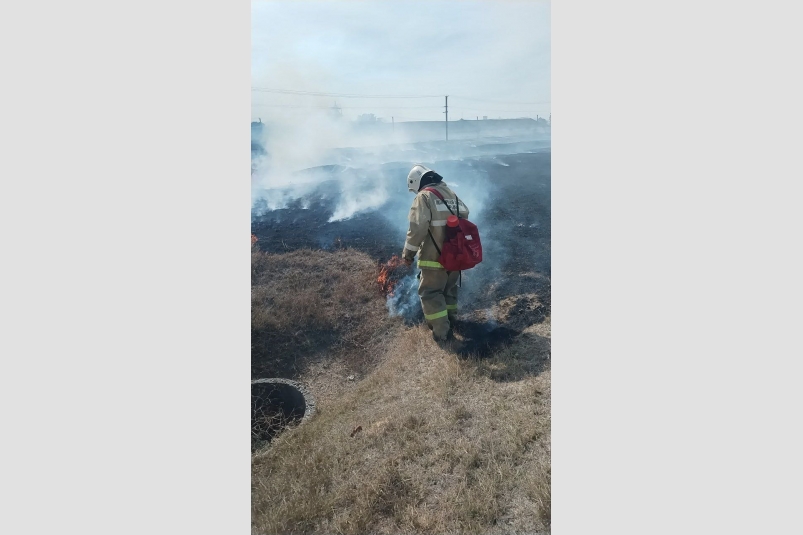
[418,269,460,340]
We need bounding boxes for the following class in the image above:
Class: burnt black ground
[252,149,551,356]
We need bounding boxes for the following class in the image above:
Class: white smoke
[250,106,550,225]
[329,179,390,222]
[386,274,420,320]
[251,109,422,222]
[251,109,550,323]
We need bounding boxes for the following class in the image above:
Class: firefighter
[401,164,469,341]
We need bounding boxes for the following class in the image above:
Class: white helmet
[407,164,432,193]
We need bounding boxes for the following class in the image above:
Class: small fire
[377,255,405,296]
[251,234,258,245]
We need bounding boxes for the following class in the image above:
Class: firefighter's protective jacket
[402,181,470,270]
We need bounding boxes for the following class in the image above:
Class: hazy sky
[251,1,550,123]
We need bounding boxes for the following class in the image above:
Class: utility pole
[444,95,449,141]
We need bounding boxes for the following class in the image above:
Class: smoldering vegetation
[251,128,551,346]
[250,112,552,402]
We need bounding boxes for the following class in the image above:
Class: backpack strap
[422,186,444,200]
[427,228,441,256]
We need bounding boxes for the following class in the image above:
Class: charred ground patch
[452,321,520,358]
[252,151,551,343]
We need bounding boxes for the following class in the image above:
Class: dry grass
[252,248,551,534]
[251,246,400,379]
[252,328,550,534]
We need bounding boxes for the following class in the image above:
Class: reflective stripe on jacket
[401,181,470,269]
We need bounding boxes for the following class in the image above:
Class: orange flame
[377,255,404,296]
[251,234,258,245]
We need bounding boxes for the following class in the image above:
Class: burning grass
[376,254,406,297]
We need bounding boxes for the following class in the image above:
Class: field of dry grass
[252,247,551,534]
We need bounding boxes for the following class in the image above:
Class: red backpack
[423,187,483,271]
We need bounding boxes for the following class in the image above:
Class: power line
[251,87,441,98]
[450,106,549,113]
[450,95,551,105]
[252,103,547,114]
[251,103,442,109]
[252,88,550,108]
